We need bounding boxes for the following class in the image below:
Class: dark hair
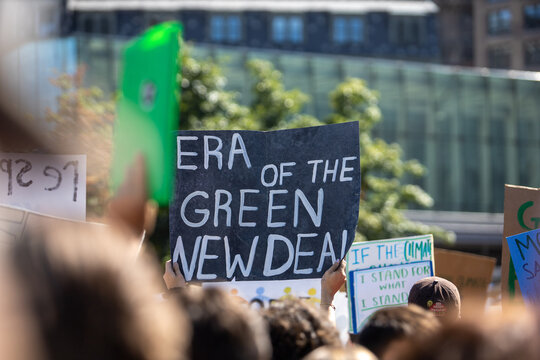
[353,305,439,358]
[2,222,187,360]
[408,276,461,321]
[173,287,271,360]
[262,299,342,360]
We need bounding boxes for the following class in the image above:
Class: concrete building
[65,0,441,62]
[474,0,540,71]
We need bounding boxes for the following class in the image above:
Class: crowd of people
[0,106,538,360]
[0,213,538,360]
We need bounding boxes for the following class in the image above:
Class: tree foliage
[46,66,115,217]
[326,79,452,242]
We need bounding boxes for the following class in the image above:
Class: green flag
[111,21,182,205]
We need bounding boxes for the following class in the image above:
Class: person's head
[353,305,440,359]
[0,221,188,360]
[408,276,461,321]
[173,287,271,360]
[262,298,342,360]
[303,345,377,360]
[399,305,540,360]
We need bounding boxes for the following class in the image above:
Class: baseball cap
[408,276,461,320]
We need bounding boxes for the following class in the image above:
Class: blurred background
[1,0,539,273]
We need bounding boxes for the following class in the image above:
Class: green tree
[326,78,453,242]
[246,60,321,129]
[178,48,322,131]
[179,48,252,130]
[46,66,115,217]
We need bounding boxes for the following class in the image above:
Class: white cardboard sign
[346,235,435,333]
[0,153,86,221]
[0,204,102,245]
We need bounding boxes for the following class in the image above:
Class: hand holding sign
[321,260,347,304]
[321,260,347,321]
[163,260,187,290]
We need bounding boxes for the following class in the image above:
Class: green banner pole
[111,21,182,205]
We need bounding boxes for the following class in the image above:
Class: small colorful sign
[203,279,321,309]
[346,235,434,333]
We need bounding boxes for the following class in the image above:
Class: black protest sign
[169,122,360,281]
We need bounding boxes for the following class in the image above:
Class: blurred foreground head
[262,298,342,360]
[172,287,271,360]
[399,305,540,360]
[353,305,440,360]
[0,222,188,360]
[0,0,61,154]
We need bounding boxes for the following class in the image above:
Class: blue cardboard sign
[506,229,540,305]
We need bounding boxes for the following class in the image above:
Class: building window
[210,14,242,43]
[333,16,364,44]
[390,16,423,45]
[525,40,540,66]
[524,3,540,29]
[272,15,303,44]
[487,8,512,35]
[487,46,511,68]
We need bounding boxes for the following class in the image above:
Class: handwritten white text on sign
[170,123,361,281]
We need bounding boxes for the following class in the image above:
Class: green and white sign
[346,235,434,333]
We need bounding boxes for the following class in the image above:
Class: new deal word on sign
[169,122,361,282]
